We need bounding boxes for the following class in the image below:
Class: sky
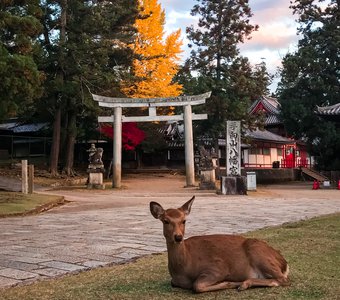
[158,0,301,93]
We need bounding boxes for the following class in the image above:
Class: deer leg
[193,275,242,293]
[238,277,290,291]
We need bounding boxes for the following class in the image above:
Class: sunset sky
[158,0,301,92]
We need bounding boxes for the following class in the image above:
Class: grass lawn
[0,191,65,217]
[1,213,339,300]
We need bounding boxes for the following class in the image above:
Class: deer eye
[163,220,170,225]
[182,220,186,224]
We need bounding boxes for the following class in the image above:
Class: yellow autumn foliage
[123,0,183,99]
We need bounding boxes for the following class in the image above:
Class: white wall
[244,147,284,168]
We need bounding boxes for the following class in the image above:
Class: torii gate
[91,92,211,188]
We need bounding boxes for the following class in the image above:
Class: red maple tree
[100,122,145,151]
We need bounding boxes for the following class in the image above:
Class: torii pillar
[113,107,122,188]
[184,104,195,186]
[92,92,211,188]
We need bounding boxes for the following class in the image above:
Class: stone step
[301,167,328,182]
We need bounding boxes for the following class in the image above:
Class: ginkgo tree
[123,0,183,99]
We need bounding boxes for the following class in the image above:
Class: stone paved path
[0,174,339,289]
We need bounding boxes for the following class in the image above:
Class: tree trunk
[216,4,223,82]
[60,108,68,168]
[50,106,61,176]
[50,0,67,176]
[64,111,76,176]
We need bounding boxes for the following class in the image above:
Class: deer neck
[166,240,189,273]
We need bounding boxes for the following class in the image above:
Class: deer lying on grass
[150,196,290,293]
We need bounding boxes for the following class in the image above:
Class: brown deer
[150,196,290,293]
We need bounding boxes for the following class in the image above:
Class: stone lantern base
[87,167,105,189]
[199,169,217,190]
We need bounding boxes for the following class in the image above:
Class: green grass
[1,213,340,300]
[0,191,65,217]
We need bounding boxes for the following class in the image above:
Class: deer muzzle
[174,234,183,243]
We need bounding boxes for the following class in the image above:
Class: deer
[150,196,290,293]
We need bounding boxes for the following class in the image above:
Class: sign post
[221,121,247,195]
[226,121,241,176]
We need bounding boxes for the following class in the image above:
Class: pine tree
[184,0,268,139]
[0,0,43,121]
[36,0,138,176]
[123,0,183,99]
[277,0,340,170]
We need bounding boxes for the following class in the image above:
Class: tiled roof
[159,122,184,140]
[11,123,48,133]
[0,121,17,130]
[245,129,292,143]
[266,114,281,125]
[0,119,48,133]
[316,103,340,116]
[262,96,280,113]
[249,96,280,115]
[249,96,282,126]
[166,141,185,148]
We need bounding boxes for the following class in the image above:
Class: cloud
[160,0,299,53]
[164,10,197,31]
[161,0,195,12]
[251,0,290,13]
[241,23,298,52]
[243,0,299,51]
[158,0,301,91]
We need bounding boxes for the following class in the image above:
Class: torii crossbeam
[92,92,211,188]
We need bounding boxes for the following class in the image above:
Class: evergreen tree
[36,0,138,175]
[0,0,43,121]
[184,0,269,138]
[277,0,340,170]
[123,0,183,99]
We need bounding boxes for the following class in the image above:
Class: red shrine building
[244,96,312,169]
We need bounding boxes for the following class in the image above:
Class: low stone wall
[241,168,300,184]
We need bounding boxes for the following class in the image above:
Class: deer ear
[150,201,165,219]
[181,196,195,215]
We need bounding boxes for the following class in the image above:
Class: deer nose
[174,234,183,243]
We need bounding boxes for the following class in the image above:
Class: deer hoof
[238,281,250,291]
